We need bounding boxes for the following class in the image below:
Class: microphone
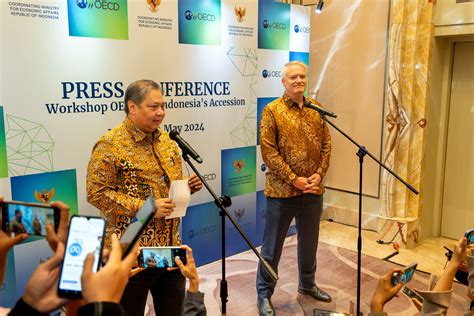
[304,100,337,118]
[169,130,203,164]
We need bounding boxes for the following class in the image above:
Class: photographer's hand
[46,201,70,252]
[22,242,69,313]
[81,233,139,303]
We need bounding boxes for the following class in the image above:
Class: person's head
[124,80,165,133]
[281,61,307,100]
[14,209,22,221]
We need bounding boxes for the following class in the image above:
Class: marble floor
[319,220,457,277]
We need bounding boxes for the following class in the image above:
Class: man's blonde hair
[282,61,307,78]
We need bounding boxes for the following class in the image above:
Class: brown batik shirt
[260,93,332,198]
[87,118,183,248]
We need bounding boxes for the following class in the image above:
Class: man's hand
[172,245,199,292]
[293,177,309,191]
[370,268,403,313]
[81,233,139,303]
[154,198,176,219]
[22,242,69,313]
[188,174,203,193]
[308,173,322,186]
[46,201,70,252]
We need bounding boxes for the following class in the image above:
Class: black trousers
[120,268,185,316]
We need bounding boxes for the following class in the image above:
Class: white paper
[166,180,191,219]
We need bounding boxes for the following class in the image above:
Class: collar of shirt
[282,93,306,109]
[124,117,161,143]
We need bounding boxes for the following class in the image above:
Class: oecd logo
[262,70,282,79]
[261,163,267,172]
[69,243,82,256]
[76,0,88,9]
[76,0,120,11]
[263,19,286,30]
[187,225,217,239]
[184,9,215,22]
[294,24,310,33]
[185,10,193,20]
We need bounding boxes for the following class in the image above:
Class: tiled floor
[319,220,457,276]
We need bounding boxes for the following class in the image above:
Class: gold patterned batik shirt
[87,118,183,247]
[260,94,332,198]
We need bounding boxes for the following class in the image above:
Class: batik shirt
[87,118,183,247]
[260,94,332,198]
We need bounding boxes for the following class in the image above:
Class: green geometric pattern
[6,115,54,176]
[227,47,258,146]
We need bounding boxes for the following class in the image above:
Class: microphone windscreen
[169,130,179,140]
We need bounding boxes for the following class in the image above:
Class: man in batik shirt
[87,79,202,316]
[256,61,332,316]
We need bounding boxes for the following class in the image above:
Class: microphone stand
[319,114,418,316]
[181,153,278,315]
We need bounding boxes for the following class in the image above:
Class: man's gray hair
[124,79,162,114]
[282,61,308,78]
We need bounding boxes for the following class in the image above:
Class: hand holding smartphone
[402,286,424,303]
[1,200,60,236]
[137,247,187,268]
[464,229,474,245]
[391,262,417,286]
[57,215,106,299]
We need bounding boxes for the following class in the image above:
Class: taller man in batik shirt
[87,79,202,316]
[256,61,332,316]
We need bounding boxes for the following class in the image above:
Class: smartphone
[1,200,59,236]
[137,247,187,268]
[391,262,417,286]
[119,196,157,258]
[402,286,424,303]
[465,229,474,245]
[58,215,106,299]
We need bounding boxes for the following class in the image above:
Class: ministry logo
[233,159,245,174]
[234,5,246,23]
[234,208,245,221]
[146,0,161,13]
[34,187,55,203]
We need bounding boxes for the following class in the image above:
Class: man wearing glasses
[87,79,203,316]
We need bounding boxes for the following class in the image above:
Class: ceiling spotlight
[315,0,324,14]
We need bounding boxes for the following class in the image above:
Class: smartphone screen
[403,263,417,283]
[120,196,156,258]
[465,229,474,245]
[58,215,106,298]
[1,201,59,236]
[138,247,186,268]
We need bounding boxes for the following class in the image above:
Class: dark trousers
[120,268,185,316]
[256,194,323,299]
